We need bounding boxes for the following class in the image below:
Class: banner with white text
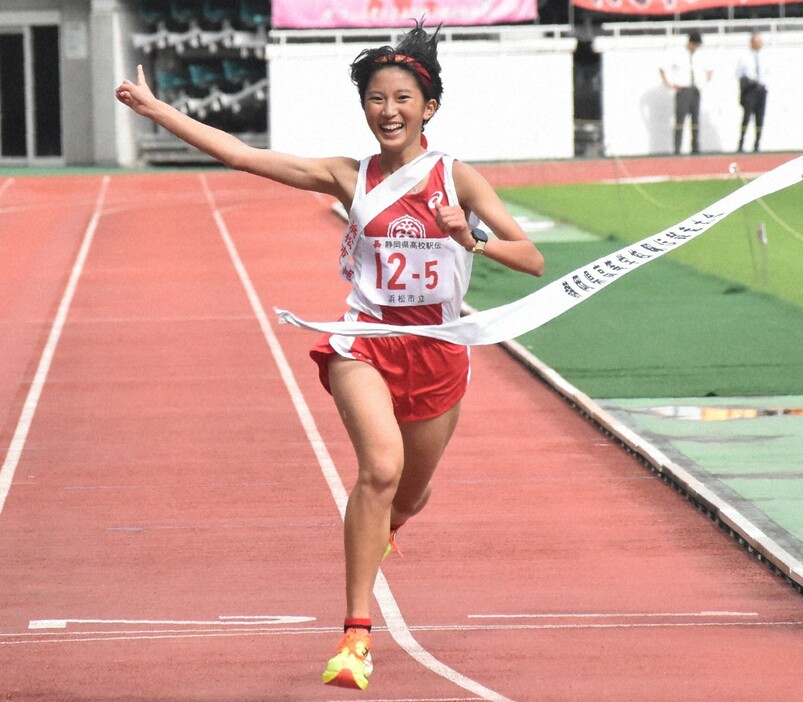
[276,157,803,346]
[272,0,537,29]
[571,0,801,15]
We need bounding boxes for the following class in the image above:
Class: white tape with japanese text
[277,156,803,346]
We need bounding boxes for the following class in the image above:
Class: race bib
[357,236,457,307]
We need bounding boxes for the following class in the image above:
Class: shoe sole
[322,667,369,690]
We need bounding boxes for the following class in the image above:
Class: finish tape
[276,156,803,346]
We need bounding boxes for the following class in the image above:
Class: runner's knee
[356,457,403,499]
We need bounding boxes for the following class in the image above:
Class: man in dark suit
[737,32,768,152]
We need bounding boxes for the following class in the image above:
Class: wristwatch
[469,227,488,255]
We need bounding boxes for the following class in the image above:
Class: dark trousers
[739,83,768,152]
[674,86,701,154]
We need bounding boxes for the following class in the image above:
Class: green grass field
[465,178,803,399]
[498,179,803,309]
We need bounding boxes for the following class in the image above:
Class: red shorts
[310,328,470,424]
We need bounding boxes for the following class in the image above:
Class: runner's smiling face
[363,66,437,152]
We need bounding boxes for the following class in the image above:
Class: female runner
[116,21,544,691]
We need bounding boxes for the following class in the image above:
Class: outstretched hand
[115,64,156,115]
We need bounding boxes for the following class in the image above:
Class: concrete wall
[10,6,799,167]
[59,0,93,164]
[2,8,573,166]
[0,0,137,166]
[91,0,138,167]
[266,30,577,162]
[596,30,803,157]
[0,2,71,165]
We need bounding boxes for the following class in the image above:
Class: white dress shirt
[663,47,712,88]
[736,49,768,86]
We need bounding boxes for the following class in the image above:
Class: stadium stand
[131,0,268,160]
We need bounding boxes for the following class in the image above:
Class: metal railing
[267,23,576,46]
[601,17,803,38]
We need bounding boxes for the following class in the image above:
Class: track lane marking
[0,176,110,516]
[3,617,800,647]
[0,177,13,198]
[198,173,515,702]
[28,615,315,629]
[468,611,759,619]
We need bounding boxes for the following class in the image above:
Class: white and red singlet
[310,152,475,422]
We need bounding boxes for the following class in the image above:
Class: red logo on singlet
[386,214,426,239]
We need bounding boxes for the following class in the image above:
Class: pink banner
[571,0,802,15]
[272,0,537,29]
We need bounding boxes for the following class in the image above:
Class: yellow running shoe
[322,628,373,690]
[382,529,403,560]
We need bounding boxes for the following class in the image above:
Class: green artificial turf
[497,179,803,309]
[466,179,803,399]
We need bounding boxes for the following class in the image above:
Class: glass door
[0,30,26,159]
[0,24,61,163]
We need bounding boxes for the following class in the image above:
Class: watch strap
[470,239,486,255]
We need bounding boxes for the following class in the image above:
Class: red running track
[0,166,801,702]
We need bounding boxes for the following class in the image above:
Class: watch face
[472,227,489,243]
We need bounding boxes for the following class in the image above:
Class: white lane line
[29,615,315,629]
[599,171,767,185]
[0,177,13,198]
[13,612,775,637]
[0,176,110,516]
[196,176,350,512]
[4,618,800,647]
[199,174,514,702]
[2,629,327,646]
[468,611,759,620]
[9,625,338,642]
[320,699,478,702]
[333,699,477,702]
[414,620,803,633]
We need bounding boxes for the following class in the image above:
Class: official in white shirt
[659,31,713,155]
[736,32,768,152]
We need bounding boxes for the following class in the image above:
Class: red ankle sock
[344,618,372,633]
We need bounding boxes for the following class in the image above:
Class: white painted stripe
[0,205,54,215]
[0,176,110,516]
[339,699,477,702]
[216,614,312,621]
[28,615,315,629]
[411,620,803,633]
[197,176,350,515]
[11,612,774,638]
[276,155,803,346]
[4,618,800,647]
[8,627,337,640]
[490,334,803,590]
[468,611,759,619]
[375,570,514,702]
[199,174,514,702]
[1,630,331,646]
[0,177,14,199]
